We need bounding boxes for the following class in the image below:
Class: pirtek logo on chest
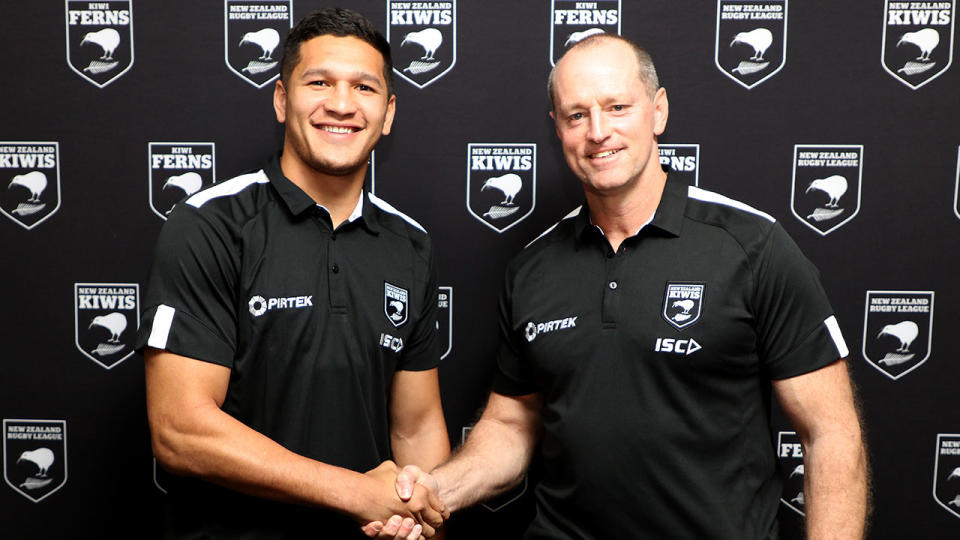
[248,295,313,317]
[524,316,577,342]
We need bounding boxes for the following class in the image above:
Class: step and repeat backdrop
[1,1,958,538]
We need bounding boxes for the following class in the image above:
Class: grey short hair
[547,34,660,112]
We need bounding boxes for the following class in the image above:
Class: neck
[585,168,667,252]
[280,151,365,228]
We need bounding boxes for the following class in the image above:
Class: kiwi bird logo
[897,28,940,61]
[240,28,280,60]
[89,312,128,343]
[947,467,960,480]
[81,28,121,60]
[17,448,55,477]
[731,28,773,61]
[671,299,695,316]
[806,175,847,208]
[388,300,405,321]
[401,28,443,60]
[481,174,523,205]
[878,321,919,353]
[163,172,203,197]
[565,28,605,47]
[8,171,47,202]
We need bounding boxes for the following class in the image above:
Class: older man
[368,34,867,540]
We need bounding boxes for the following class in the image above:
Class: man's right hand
[361,465,442,538]
[354,461,446,537]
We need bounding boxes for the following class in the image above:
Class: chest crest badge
[662,282,705,330]
[384,282,409,327]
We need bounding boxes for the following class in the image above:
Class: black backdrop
[2,1,958,538]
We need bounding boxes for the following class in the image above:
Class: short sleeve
[491,270,538,396]
[135,205,240,367]
[753,223,848,379]
[395,240,441,372]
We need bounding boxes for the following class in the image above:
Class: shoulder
[163,168,276,236]
[683,185,778,252]
[506,205,582,279]
[367,193,433,258]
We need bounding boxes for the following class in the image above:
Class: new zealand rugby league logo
[0,142,60,230]
[65,1,134,88]
[662,283,704,330]
[862,290,934,380]
[791,145,863,236]
[467,143,536,233]
[148,142,216,220]
[777,431,806,516]
[225,0,292,89]
[549,0,621,66]
[934,434,960,519]
[716,0,787,89]
[4,419,67,503]
[882,1,955,89]
[387,1,456,89]
[75,283,140,369]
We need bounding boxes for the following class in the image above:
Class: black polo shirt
[136,158,440,539]
[493,174,848,540]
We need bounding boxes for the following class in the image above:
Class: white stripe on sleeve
[147,304,176,350]
[824,315,849,358]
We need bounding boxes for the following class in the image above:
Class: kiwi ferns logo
[74,283,140,369]
[791,145,863,236]
[659,144,700,186]
[4,419,68,503]
[0,142,61,230]
[225,1,292,89]
[715,0,787,89]
[387,0,456,89]
[549,0,621,66]
[65,1,134,88]
[862,290,934,380]
[882,0,955,89]
[467,143,537,233]
[148,142,216,220]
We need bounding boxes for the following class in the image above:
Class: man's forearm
[802,430,869,539]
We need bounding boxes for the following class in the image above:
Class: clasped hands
[358,461,445,540]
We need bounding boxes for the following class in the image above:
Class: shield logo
[715,0,788,89]
[662,282,705,330]
[74,283,140,369]
[65,1,134,88]
[438,286,453,360]
[549,0,621,66]
[934,434,960,519]
[658,144,700,186]
[148,142,216,220]
[4,419,68,503]
[466,143,536,233]
[777,431,806,516]
[862,290,934,380]
[791,145,863,236]
[882,0,955,90]
[224,0,292,89]
[384,282,409,328]
[387,0,457,89]
[0,142,61,230]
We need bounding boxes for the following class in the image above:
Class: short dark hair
[547,34,660,112]
[280,8,393,94]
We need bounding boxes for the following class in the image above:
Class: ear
[549,110,561,139]
[273,80,287,124]
[652,87,668,136]
[381,94,397,136]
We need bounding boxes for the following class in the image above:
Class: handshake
[356,461,446,540]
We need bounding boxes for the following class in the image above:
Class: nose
[324,82,357,116]
[587,109,609,143]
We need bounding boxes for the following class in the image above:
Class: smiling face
[274,34,395,179]
[550,38,668,198]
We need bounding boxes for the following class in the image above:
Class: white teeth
[322,126,354,134]
[591,150,619,158]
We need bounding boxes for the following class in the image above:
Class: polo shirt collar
[574,173,686,245]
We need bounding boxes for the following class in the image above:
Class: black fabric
[492,175,844,539]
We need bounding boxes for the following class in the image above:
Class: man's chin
[308,158,367,177]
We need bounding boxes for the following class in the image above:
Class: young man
[369,34,867,540]
[138,9,448,539]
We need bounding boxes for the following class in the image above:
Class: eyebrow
[300,68,383,88]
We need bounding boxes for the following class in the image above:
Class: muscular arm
[390,368,450,471]
[772,359,868,540]
[431,391,542,513]
[144,348,441,524]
